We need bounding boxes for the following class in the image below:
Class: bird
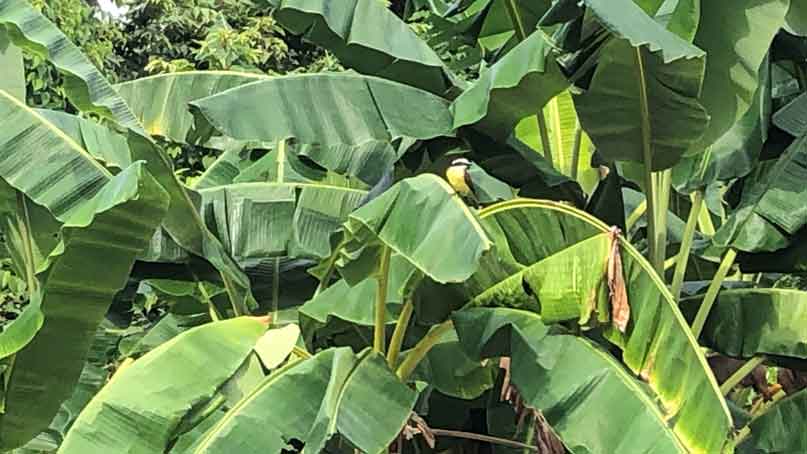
[445,158,479,206]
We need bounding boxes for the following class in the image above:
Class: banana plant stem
[691,248,737,338]
[386,299,414,368]
[522,412,536,454]
[720,356,766,396]
[697,200,716,236]
[671,190,704,302]
[655,170,671,271]
[536,114,555,165]
[502,0,555,166]
[626,200,647,231]
[570,122,583,180]
[396,321,453,380]
[271,256,280,321]
[374,246,392,354]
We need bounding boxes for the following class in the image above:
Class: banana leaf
[453,307,690,454]
[185,347,416,454]
[737,388,807,453]
[515,91,599,192]
[0,0,257,310]
[189,73,455,186]
[58,317,269,454]
[773,91,807,137]
[36,109,132,170]
[336,174,493,285]
[680,288,807,360]
[713,134,807,252]
[451,30,568,136]
[0,28,24,101]
[574,0,708,170]
[673,56,771,192]
[299,255,414,339]
[0,163,169,450]
[168,144,368,265]
[690,0,788,154]
[115,71,268,144]
[467,199,731,453]
[410,337,497,400]
[266,0,453,94]
[475,0,550,54]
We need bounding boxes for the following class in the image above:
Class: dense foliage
[0,0,806,453]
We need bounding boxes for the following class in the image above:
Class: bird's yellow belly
[446,166,471,195]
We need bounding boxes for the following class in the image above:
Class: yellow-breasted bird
[445,158,479,206]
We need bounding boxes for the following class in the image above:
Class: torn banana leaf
[451,30,568,137]
[466,199,731,453]
[189,73,455,185]
[0,163,169,451]
[59,317,269,453]
[266,0,454,94]
[334,174,493,285]
[574,0,708,170]
[713,134,807,253]
[185,347,416,454]
[116,71,269,144]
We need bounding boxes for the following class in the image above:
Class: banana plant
[3,0,807,453]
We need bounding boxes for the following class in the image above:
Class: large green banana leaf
[144,142,369,267]
[58,317,268,454]
[451,30,568,136]
[189,73,455,185]
[574,0,708,170]
[468,199,731,453]
[680,288,807,360]
[0,0,256,310]
[690,0,789,154]
[185,347,416,454]
[713,134,807,252]
[453,307,689,454]
[115,71,268,144]
[266,0,453,94]
[0,86,172,448]
[0,164,169,450]
[737,388,807,454]
[336,174,493,284]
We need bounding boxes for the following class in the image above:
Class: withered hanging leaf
[608,227,630,332]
